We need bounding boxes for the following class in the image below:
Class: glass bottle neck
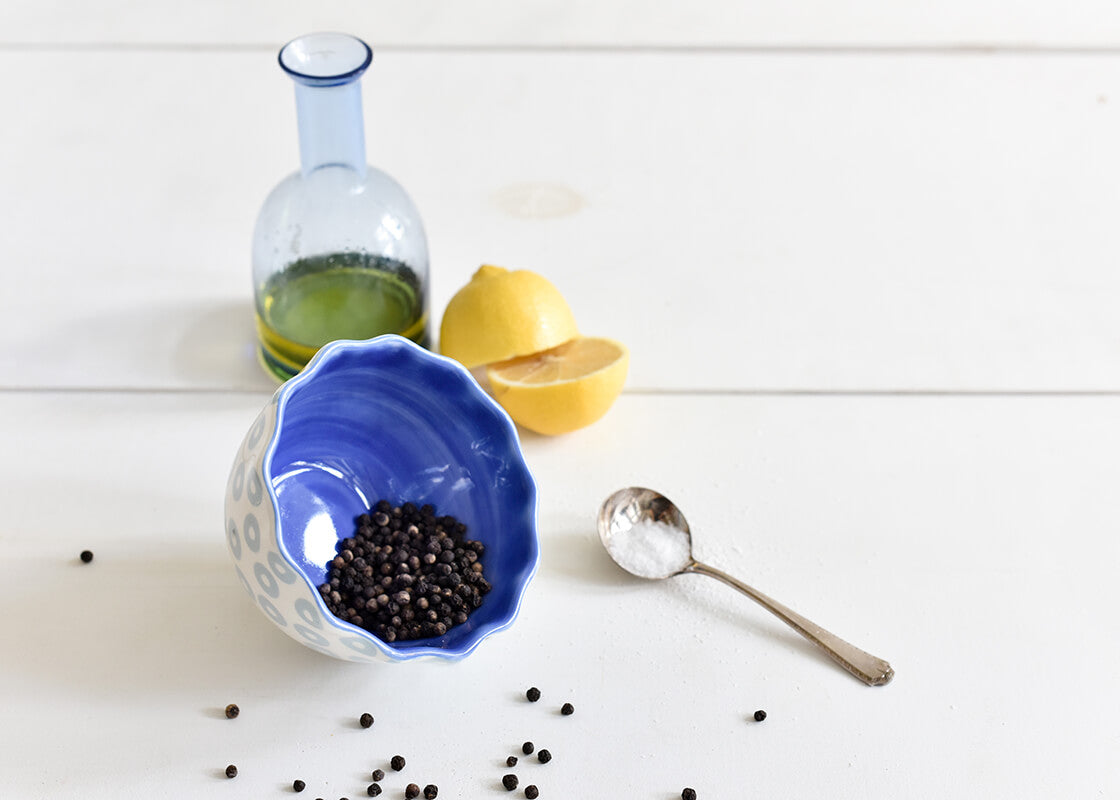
[294,80,367,179]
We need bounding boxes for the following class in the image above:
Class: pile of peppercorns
[318,501,491,643]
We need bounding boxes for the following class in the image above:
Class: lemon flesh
[439,265,579,369]
[486,337,629,436]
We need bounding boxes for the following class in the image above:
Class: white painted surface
[3,50,1120,391]
[2,6,1119,797]
[0,392,1116,797]
[4,0,1120,48]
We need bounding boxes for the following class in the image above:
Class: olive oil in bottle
[255,253,427,381]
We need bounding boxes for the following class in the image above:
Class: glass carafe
[253,32,430,380]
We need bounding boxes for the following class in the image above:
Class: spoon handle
[685,560,894,686]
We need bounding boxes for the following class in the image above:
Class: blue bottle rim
[278,32,373,87]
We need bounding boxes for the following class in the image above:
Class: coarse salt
[610,518,692,578]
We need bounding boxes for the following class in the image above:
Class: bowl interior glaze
[266,336,538,659]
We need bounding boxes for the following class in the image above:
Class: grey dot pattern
[295,598,321,628]
[294,624,329,646]
[257,595,286,626]
[246,470,263,506]
[227,519,241,560]
[254,562,279,598]
[342,636,379,655]
[230,462,245,502]
[268,551,297,584]
[243,512,261,553]
[247,412,266,449]
[234,566,253,599]
[223,388,398,663]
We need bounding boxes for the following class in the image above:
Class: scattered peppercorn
[319,501,491,643]
[423,786,438,799]
[366,784,381,797]
[391,755,406,771]
[682,789,697,800]
[405,785,419,799]
[526,687,540,702]
[360,712,374,728]
[224,703,240,719]
[560,703,574,716]
[225,765,238,779]
[502,774,519,791]
[521,741,534,755]
[293,779,306,792]
[754,710,767,722]
[537,749,552,764]
[524,787,539,800]
[506,756,518,768]
[80,550,94,563]
[372,769,385,782]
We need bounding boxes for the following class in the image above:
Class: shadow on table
[171,299,273,388]
[539,518,624,588]
[540,517,841,676]
[2,298,276,391]
[0,537,361,701]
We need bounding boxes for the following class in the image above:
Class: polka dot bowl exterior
[224,335,539,662]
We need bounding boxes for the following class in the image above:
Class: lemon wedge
[486,337,629,435]
[439,265,579,369]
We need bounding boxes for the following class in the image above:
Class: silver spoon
[598,487,894,686]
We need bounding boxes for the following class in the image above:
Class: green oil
[255,252,428,380]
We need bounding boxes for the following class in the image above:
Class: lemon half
[486,337,629,435]
[439,265,579,369]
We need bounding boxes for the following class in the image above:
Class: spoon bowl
[597,486,693,578]
[598,487,894,686]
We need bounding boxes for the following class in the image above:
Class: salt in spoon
[597,487,894,686]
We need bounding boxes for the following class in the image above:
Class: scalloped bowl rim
[262,335,540,661]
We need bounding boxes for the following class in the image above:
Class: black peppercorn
[754,710,767,722]
[293,779,306,792]
[423,785,438,799]
[525,787,539,800]
[224,703,240,719]
[404,785,419,799]
[560,703,574,716]
[391,755,406,771]
[321,500,491,644]
[502,774,519,791]
[225,764,238,779]
[537,749,551,764]
[80,550,93,563]
[366,784,381,797]
[372,769,385,782]
[506,756,518,768]
[682,789,697,800]
[526,687,541,702]
[521,741,534,755]
[360,712,374,728]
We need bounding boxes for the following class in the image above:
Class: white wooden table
[2,4,1118,797]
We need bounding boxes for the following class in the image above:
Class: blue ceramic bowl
[224,335,539,662]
